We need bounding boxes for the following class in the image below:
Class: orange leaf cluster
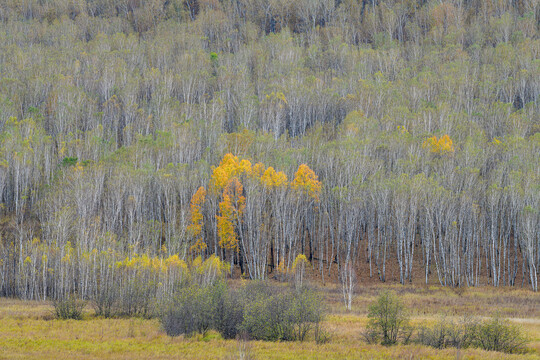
[422,134,455,154]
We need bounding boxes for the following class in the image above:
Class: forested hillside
[0,0,538,301]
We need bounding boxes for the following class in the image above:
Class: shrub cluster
[417,315,529,354]
[160,281,325,342]
[161,284,217,337]
[473,316,529,354]
[241,283,324,341]
[366,291,530,354]
[417,315,478,349]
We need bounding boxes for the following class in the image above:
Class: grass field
[0,284,539,360]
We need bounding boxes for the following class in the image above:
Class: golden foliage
[224,178,246,213]
[115,253,187,274]
[292,254,308,271]
[210,153,252,192]
[277,259,287,277]
[192,254,230,278]
[264,91,288,107]
[217,197,237,250]
[291,164,322,200]
[251,162,266,178]
[187,186,207,254]
[217,178,245,250]
[260,166,288,188]
[422,134,455,154]
[211,153,291,191]
[210,154,322,252]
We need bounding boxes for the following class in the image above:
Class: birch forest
[0,0,539,305]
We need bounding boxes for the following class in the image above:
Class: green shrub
[92,277,155,318]
[92,280,118,318]
[472,315,528,354]
[117,279,155,317]
[160,284,214,337]
[212,283,244,339]
[416,315,477,349]
[53,294,86,320]
[240,283,324,341]
[364,290,412,345]
[314,323,332,344]
[290,287,325,341]
[242,291,296,341]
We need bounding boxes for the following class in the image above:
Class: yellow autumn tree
[217,196,236,250]
[187,186,207,255]
[260,166,288,188]
[251,162,266,178]
[217,178,245,251]
[291,164,322,200]
[210,153,252,192]
[422,134,455,154]
[211,154,291,192]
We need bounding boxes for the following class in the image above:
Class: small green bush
[160,284,214,337]
[53,294,86,320]
[240,283,324,341]
[472,315,528,354]
[416,315,477,349]
[117,279,155,317]
[92,281,118,318]
[364,290,412,346]
[314,324,332,344]
[242,291,295,341]
[212,283,244,339]
[92,277,155,318]
[291,287,325,341]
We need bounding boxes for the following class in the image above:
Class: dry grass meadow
[0,284,539,360]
